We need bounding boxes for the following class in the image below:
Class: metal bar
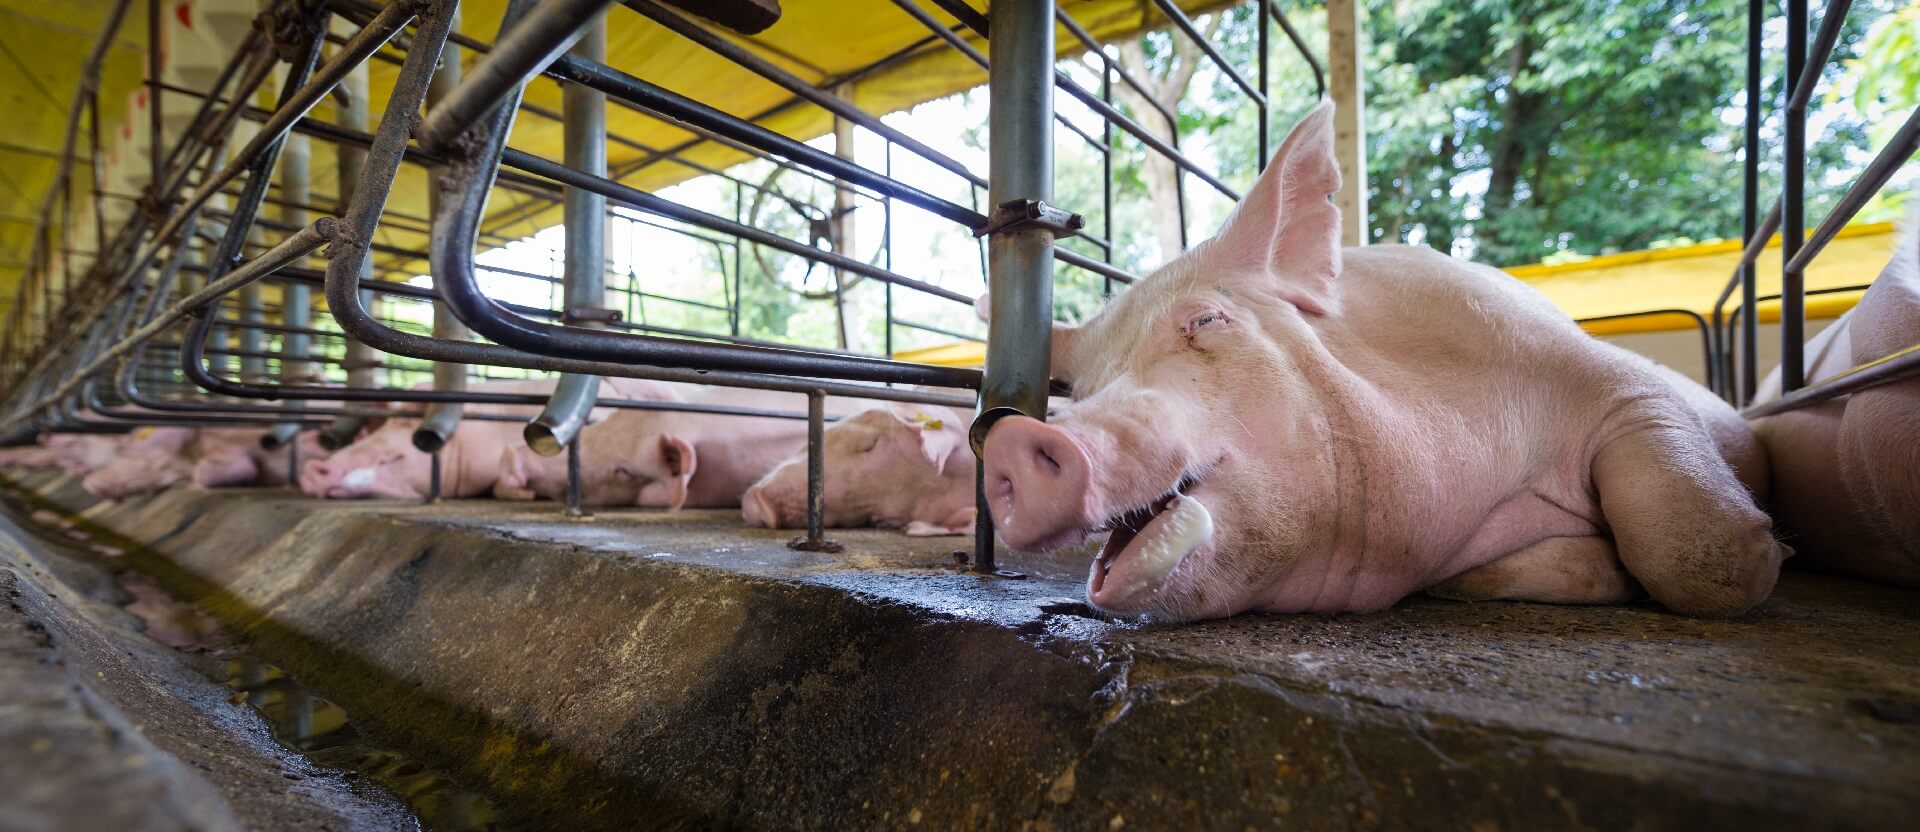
[416,0,618,151]
[1738,0,1763,403]
[973,0,1058,575]
[1745,343,1920,418]
[415,5,471,456]
[529,11,608,457]
[1146,0,1262,105]
[1784,104,1920,274]
[1781,0,1808,391]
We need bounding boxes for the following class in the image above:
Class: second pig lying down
[299,377,661,500]
[81,426,329,500]
[741,404,977,536]
[492,387,881,510]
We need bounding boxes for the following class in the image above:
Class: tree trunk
[1115,15,1220,263]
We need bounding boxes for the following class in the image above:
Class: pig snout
[980,416,1095,551]
[493,449,534,500]
[741,487,785,528]
[299,459,339,496]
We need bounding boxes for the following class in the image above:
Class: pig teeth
[1108,493,1213,602]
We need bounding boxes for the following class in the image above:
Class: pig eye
[1183,310,1229,338]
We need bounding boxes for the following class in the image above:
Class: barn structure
[0,1,1914,828]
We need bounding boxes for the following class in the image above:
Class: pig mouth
[1089,474,1214,605]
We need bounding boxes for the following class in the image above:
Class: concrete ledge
[3,470,1917,830]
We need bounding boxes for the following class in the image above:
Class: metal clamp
[564,305,624,325]
[973,199,1085,238]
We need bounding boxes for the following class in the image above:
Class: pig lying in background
[78,426,327,500]
[43,433,123,475]
[301,377,659,500]
[82,426,198,500]
[979,103,1783,621]
[1750,207,1919,588]
[0,444,66,470]
[493,386,860,510]
[742,404,976,536]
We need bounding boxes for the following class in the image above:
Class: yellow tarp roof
[2,0,1233,312]
[892,223,1903,367]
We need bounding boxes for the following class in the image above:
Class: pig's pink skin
[981,103,1782,621]
[190,428,329,489]
[498,386,866,510]
[82,427,197,500]
[301,378,649,500]
[42,434,123,475]
[1752,211,1919,587]
[742,404,977,535]
[0,445,64,470]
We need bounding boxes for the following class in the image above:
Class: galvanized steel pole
[528,13,610,457]
[415,7,472,455]
[975,0,1060,575]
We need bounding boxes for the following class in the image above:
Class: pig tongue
[1091,490,1214,602]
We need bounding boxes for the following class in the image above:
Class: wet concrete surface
[1,468,1916,830]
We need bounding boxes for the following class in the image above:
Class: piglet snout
[981,416,1093,552]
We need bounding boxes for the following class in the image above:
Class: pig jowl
[980,103,1784,622]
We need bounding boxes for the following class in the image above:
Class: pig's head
[298,419,427,499]
[980,103,1347,621]
[597,431,698,511]
[742,405,975,535]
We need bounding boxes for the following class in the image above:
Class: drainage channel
[2,478,504,831]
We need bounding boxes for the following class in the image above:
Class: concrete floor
[2,468,1916,831]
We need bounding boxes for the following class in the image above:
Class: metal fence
[0,0,1319,573]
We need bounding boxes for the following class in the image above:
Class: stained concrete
[2,468,1917,831]
[0,489,414,831]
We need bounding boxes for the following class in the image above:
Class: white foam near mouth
[340,467,376,491]
[1105,493,1213,602]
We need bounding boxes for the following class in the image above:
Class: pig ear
[905,420,965,472]
[657,435,696,512]
[1209,101,1343,313]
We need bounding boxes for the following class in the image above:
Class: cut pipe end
[524,423,566,457]
[412,428,451,454]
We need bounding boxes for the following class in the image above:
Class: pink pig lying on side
[0,444,67,470]
[1750,205,1919,588]
[78,426,328,500]
[300,377,669,500]
[978,103,1784,621]
[81,426,198,499]
[43,433,124,476]
[741,404,977,536]
[494,386,873,510]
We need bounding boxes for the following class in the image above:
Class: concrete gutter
[2,471,1916,830]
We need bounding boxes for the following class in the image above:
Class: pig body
[82,427,198,499]
[190,428,327,489]
[742,404,977,536]
[301,377,656,500]
[980,104,1783,621]
[1750,213,1919,587]
[42,433,123,475]
[494,385,861,510]
[0,444,65,470]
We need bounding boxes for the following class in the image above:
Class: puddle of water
[223,657,504,832]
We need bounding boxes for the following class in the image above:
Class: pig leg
[1592,422,1786,618]
[1427,536,1641,604]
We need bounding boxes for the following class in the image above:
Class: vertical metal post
[1101,49,1114,297]
[1327,0,1367,246]
[1781,0,1808,391]
[287,434,301,487]
[564,437,589,518]
[731,180,744,337]
[416,8,470,455]
[147,0,164,189]
[528,13,608,455]
[975,0,1059,576]
[1258,0,1271,165]
[1739,0,1762,403]
[883,140,894,357]
[427,450,443,503]
[788,389,841,552]
[831,81,857,351]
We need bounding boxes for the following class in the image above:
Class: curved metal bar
[416,0,616,151]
